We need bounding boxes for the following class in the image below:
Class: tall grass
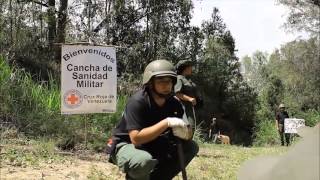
[1,56,61,135]
[0,56,126,151]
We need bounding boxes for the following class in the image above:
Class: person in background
[275,103,290,146]
[174,60,202,131]
[107,59,198,180]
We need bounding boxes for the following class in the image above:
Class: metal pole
[85,115,88,149]
[176,138,187,180]
[192,106,197,132]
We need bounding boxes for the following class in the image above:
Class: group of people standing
[107,59,201,180]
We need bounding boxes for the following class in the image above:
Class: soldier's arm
[128,119,169,146]
[176,92,196,106]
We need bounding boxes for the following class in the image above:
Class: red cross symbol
[67,94,79,105]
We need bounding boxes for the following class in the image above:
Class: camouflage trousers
[111,140,198,180]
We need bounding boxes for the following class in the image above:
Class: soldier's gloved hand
[166,117,188,128]
[172,126,193,140]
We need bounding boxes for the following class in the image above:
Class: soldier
[108,59,198,180]
[174,60,202,130]
[275,104,290,146]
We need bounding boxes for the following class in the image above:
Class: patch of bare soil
[0,151,125,180]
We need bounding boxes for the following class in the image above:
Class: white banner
[284,118,305,133]
[61,45,117,114]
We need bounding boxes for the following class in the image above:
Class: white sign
[284,118,305,133]
[61,45,117,114]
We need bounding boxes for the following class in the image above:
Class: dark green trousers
[112,140,199,180]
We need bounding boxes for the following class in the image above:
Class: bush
[294,109,320,127]
[252,120,279,146]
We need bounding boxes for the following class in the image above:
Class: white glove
[172,126,193,140]
[167,117,188,128]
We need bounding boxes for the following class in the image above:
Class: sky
[191,0,309,59]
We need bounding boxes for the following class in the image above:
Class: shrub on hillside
[252,120,279,146]
[295,109,320,127]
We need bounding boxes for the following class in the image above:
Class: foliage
[1,56,61,135]
[0,1,267,146]
[243,37,320,145]
[193,123,206,144]
[242,51,269,93]
[294,109,320,127]
[252,120,279,147]
[246,2,320,146]
[1,0,316,148]
[195,9,257,144]
[0,0,57,80]
[277,0,320,36]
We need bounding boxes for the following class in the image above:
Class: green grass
[177,143,288,180]
[0,137,66,168]
[87,166,111,180]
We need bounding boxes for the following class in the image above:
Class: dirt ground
[0,149,125,180]
[1,157,125,180]
[0,138,186,180]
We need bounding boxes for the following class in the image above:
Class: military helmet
[175,60,193,70]
[175,60,194,74]
[143,59,177,85]
[279,104,285,108]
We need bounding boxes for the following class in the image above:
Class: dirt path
[1,157,125,180]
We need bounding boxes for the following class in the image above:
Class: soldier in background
[275,103,290,146]
[174,60,202,131]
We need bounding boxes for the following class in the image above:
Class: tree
[277,38,320,111]
[201,7,226,40]
[277,0,320,36]
[0,1,260,145]
[243,37,319,122]
[93,0,194,75]
[194,8,257,145]
[242,51,269,93]
[57,0,68,43]
[48,0,56,47]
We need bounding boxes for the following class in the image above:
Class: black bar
[176,138,187,180]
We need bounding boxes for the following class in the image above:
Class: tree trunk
[87,0,92,37]
[56,0,68,43]
[48,0,56,48]
[9,0,13,45]
[54,0,68,62]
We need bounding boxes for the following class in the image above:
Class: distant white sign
[61,45,117,114]
[284,118,305,133]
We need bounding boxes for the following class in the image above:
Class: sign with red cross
[61,45,117,114]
